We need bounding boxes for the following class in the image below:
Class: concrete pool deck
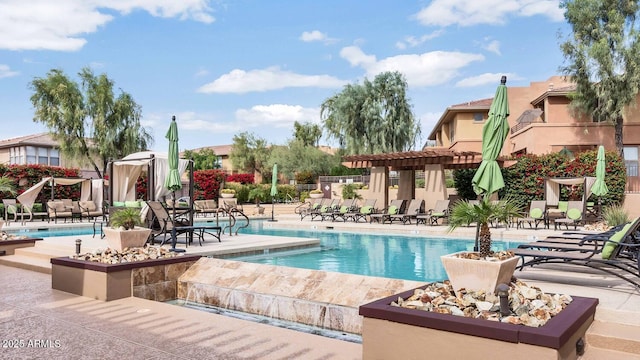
[1,212,640,358]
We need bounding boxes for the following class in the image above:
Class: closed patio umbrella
[591,145,608,219]
[164,115,185,252]
[470,76,509,253]
[472,76,510,196]
[269,163,278,222]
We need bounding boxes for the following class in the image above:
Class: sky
[0,0,570,153]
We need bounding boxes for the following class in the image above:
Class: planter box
[309,193,323,199]
[103,227,152,252]
[220,193,235,198]
[441,251,520,294]
[51,255,201,301]
[0,238,42,256]
[359,287,598,360]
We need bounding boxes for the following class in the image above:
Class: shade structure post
[268,163,278,222]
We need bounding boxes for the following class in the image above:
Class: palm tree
[447,198,522,258]
[0,176,17,196]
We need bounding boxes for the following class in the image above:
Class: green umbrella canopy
[164,116,182,191]
[270,163,278,197]
[472,76,510,196]
[591,145,608,197]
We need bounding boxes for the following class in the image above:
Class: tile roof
[0,133,58,148]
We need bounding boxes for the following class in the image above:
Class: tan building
[427,76,640,192]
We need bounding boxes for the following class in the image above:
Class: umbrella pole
[170,191,185,253]
[268,196,277,222]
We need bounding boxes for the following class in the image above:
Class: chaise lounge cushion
[529,208,543,219]
[602,222,632,259]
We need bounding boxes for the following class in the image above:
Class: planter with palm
[104,207,151,252]
[442,198,523,294]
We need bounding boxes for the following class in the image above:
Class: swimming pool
[7,221,524,282]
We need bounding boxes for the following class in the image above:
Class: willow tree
[30,67,152,178]
[560,0,640,157]
[293,121,322,147]
[321,71,420,154]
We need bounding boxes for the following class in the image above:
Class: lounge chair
[298,198,325,220]
[369,199,405,224]
[330,198,358,222]
[388,199,424,224]
[47,200,74,224]
[194,200,218,217]
[553,200,584,230]
[510,217,640,287]
[78,200,104,221]
[146,201,221,247]
[416,200,450,226]
[311,199,339,221]
[343,199,377,223]
[3,199,22,225]
[516,200,548,229]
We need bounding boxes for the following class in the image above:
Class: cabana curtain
[544,177,596,206]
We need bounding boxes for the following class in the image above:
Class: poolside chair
[388,199,424,224]
[298,198,325,220]
[46,200,74,224]
[510,217,640,287]
[311,199,339,221]
[553,201,584,230]
[343,199,377,223]
[416,200,450,226]
[369,199,405,224]
[78,200,104,221]
[146,201,222,247]
[516,200,547,229]
[330,198,358,222]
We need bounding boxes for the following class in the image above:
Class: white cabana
[17,177,103,210]
[109,151,190,202]
[544,177,596,206]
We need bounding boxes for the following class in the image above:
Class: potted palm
[0,176,17,230]
[248,185,269,215]
[441,198,523,294]
[103,207,151,252]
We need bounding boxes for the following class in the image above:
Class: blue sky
[0,0,569,153]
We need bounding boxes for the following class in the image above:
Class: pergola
[342,148,486,170]
[341,148,497,209]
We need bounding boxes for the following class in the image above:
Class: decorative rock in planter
[103,227,152,252]
[441,251,519,294]
[359,285,598,360]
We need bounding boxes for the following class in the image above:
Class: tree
[293,121,322,147]
[183,148,220,170]
[30,67,152,178]
[560,0,640,157]
[229,132,270,176]
[268,140,340,181]
[321,71,420,154]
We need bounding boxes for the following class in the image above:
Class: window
[624,146,639,177]
[449,123,455,143]
[9,146,60,166]
[473,113,484,122]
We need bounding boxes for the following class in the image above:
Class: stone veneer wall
[177,257,426,335]
[132,260,199,302]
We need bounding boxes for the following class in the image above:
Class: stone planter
[441,251,520,294]
[103,227,152,252]
[51,255,201,301]
[309,193,323,199]
[220,193,235,198]
[359,286,598,360]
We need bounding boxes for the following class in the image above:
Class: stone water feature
[176,257,426,335]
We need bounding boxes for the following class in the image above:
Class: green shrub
[341,183,363,200]
[602,204,629,227]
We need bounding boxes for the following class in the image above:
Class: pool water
[7,221,524,282]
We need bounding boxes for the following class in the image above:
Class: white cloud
[300,30,326,42]
[0,64,19,79]
[341,46,484,87]
[197,67,347,94]
[455,72,519,87]
[339,46,377,68]
[0,0,215,51]
[482,39,501,55]
[419,111,442,138]
[236,104,320,128]
[414,0,563,27]
[395,30,444,49]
